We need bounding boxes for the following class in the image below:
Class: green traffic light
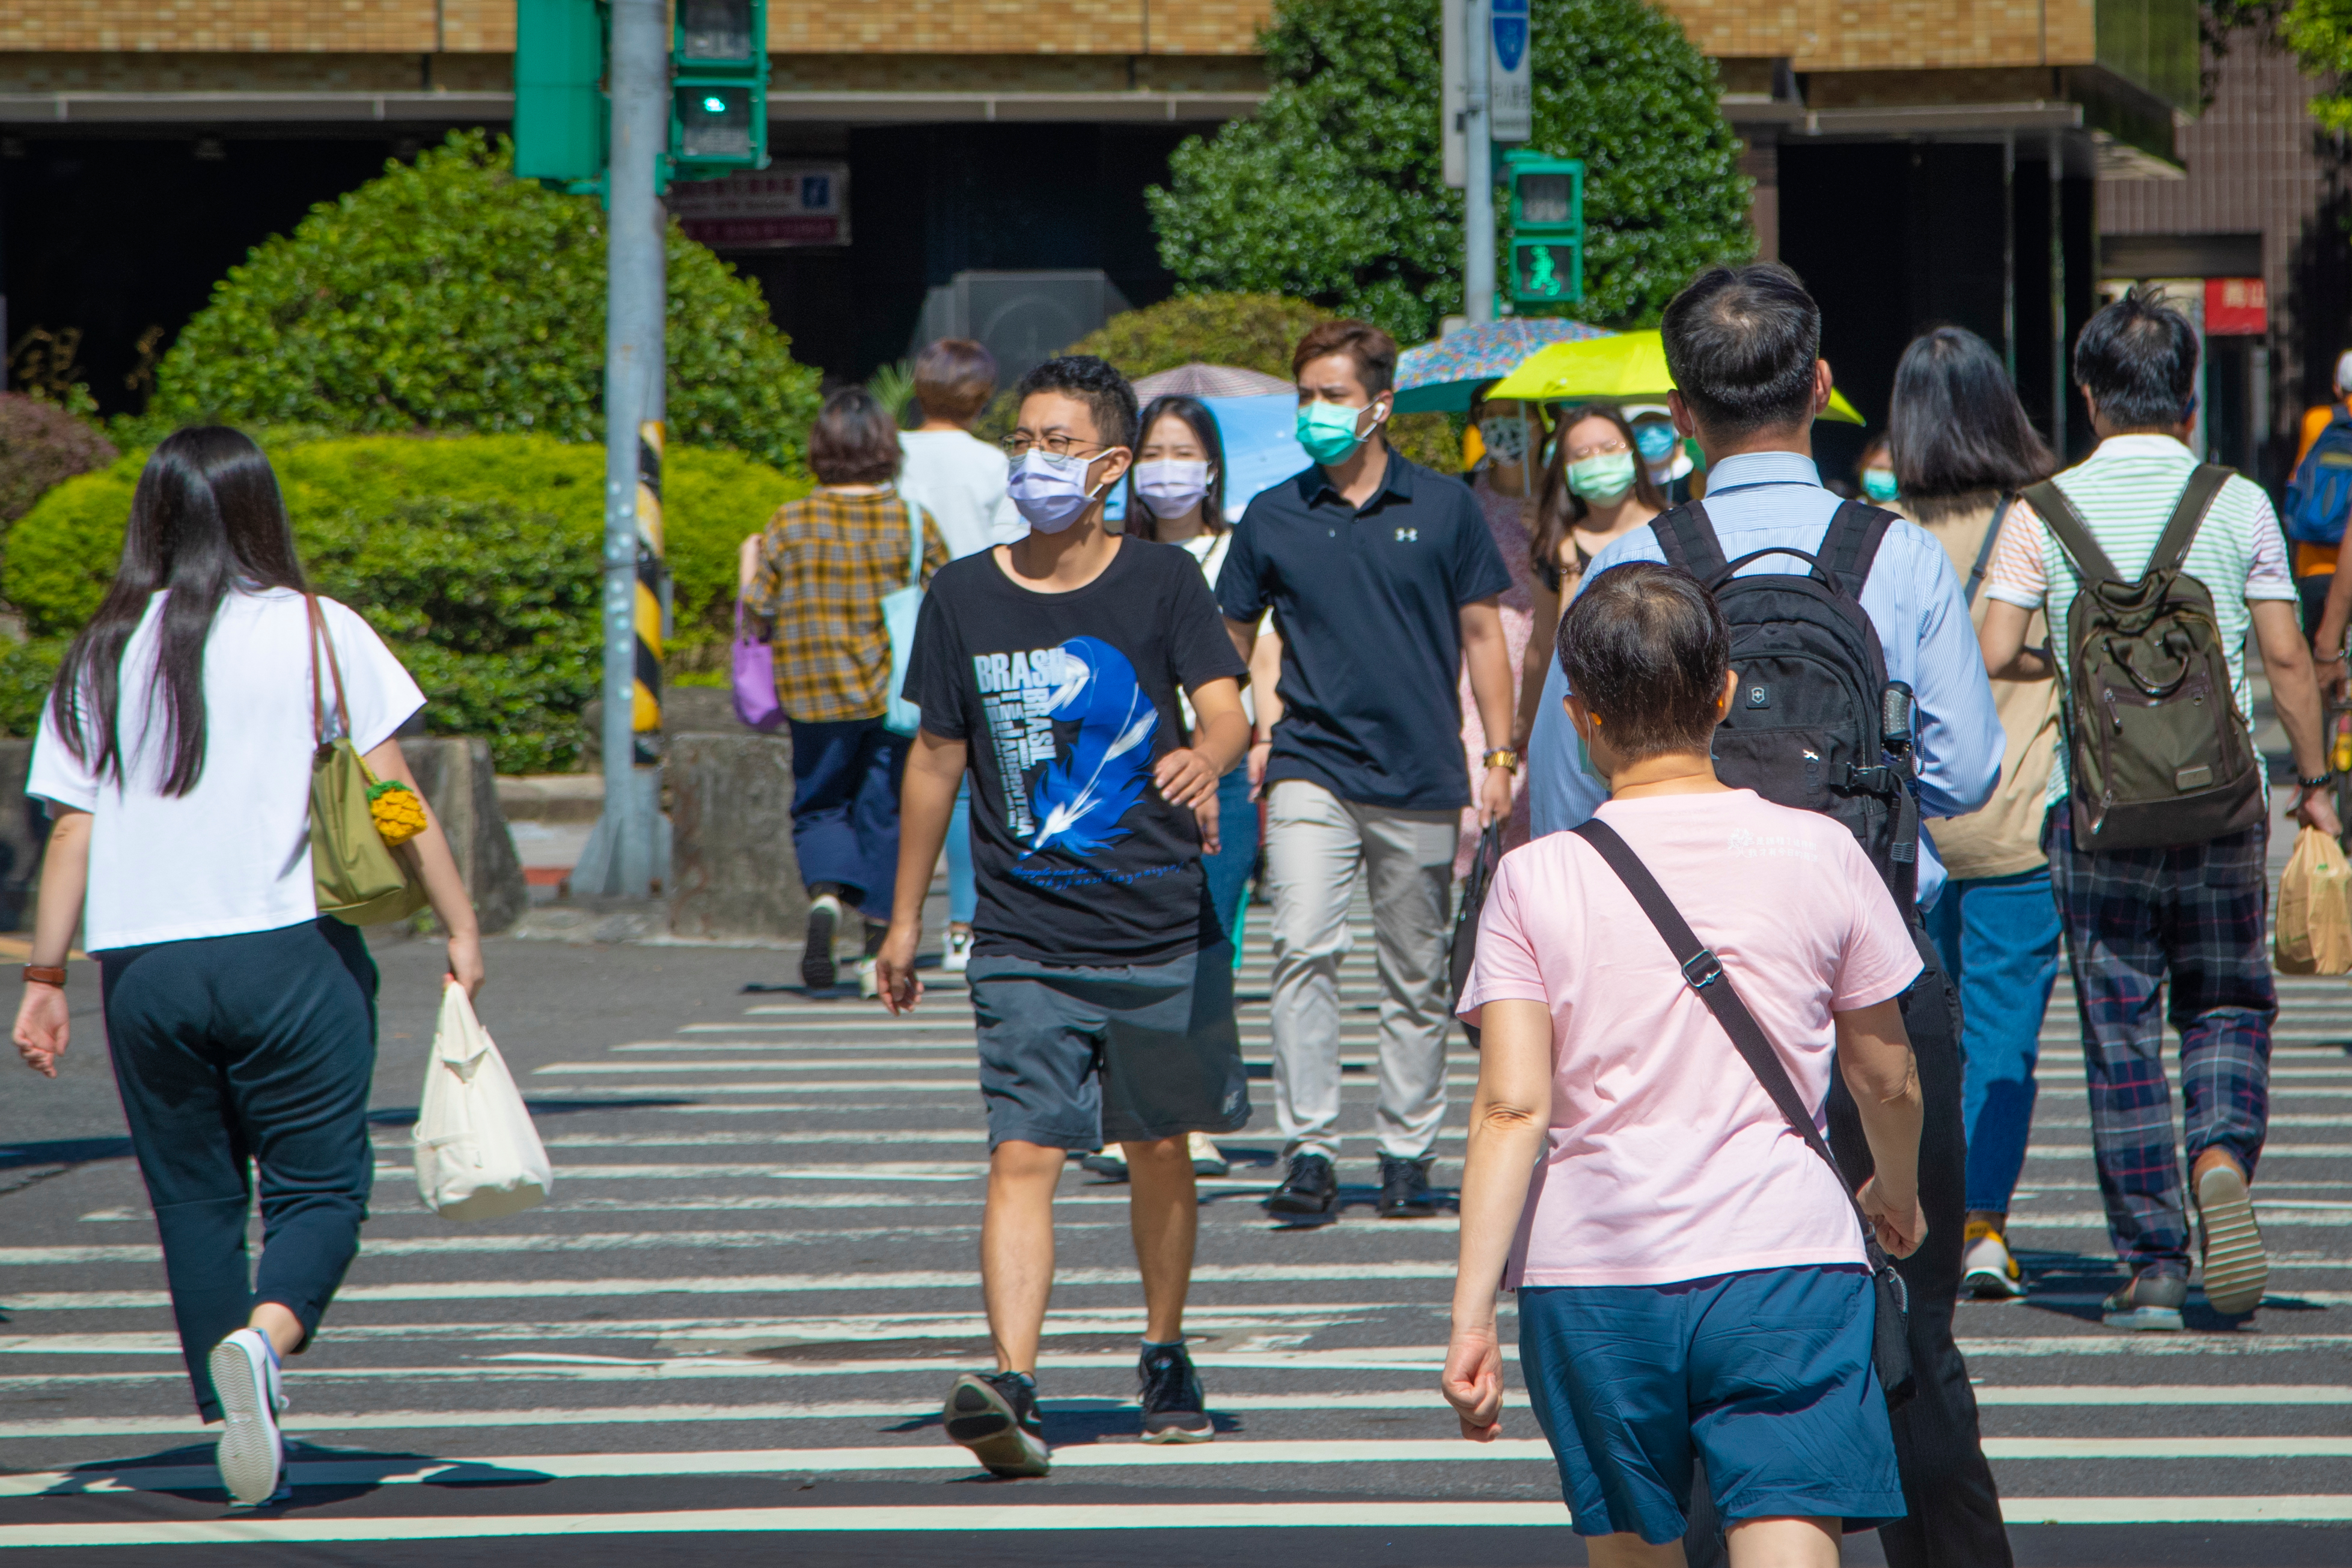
[702,95,727,114]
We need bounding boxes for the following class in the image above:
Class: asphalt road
[0,875,2347,1566]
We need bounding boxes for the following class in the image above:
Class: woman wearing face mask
[1453,388,1547,871]
[1523,403,1667,747]
[1856,435,1899,505]
[1084,394,1247,1182]
[1625,407,1696,504]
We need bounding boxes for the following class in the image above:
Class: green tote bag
[308,596,429,926]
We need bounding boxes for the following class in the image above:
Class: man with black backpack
[1978,288,2339,1335]
[1524,261,2010,1568]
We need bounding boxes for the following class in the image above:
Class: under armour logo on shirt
[1395,527,1419,543]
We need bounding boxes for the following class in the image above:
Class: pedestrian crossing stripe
[3,1496,2348,1546]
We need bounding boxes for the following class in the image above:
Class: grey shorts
[968,942,1251,1152]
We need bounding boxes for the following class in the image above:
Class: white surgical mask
[1479,416,1529,465]
[1007,447,1118,534]
[1134,459,1212,520]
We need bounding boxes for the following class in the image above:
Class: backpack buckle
[1681,950,1723,990]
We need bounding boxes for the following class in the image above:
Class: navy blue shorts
[969,943,1251,1150]
[1518,1264,1905,1543]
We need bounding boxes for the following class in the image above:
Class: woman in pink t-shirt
[1443,561,1928,1566]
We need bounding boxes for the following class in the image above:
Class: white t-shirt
[1458,790,1921,1288]
[29,588,426,951]
[897,429,1021,559]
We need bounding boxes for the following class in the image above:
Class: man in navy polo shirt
[1217,319,1518,1224]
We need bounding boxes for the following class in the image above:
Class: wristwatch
[1483,748,1521,773]
[22,965,64,989]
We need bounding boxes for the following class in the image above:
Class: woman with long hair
[1523,402,1666,744]
[1886,325,2061,1303]
[1454,385,1548,871]
[13,426,482,1505]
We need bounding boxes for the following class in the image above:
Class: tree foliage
[2265,0,2352,130]
[1148,0,1752,342]
[7,433,805,770]
[147,132,823,470]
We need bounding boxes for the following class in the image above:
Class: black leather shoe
[1264,1153,1338,1224]
[1378,1156,1436,1218]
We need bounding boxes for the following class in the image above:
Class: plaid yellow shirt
[744,486,951,724]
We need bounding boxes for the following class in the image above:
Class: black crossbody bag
[1571,819,1916,1410]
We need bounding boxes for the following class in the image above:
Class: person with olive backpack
[13,427,483,1507]
[1978,287,2340,1331]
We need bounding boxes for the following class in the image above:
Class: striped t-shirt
[1982,434,2294,807]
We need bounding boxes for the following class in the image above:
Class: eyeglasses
[1001,433,1115,459]
[1562,436,1631,463]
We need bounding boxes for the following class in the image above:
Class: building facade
[0,1,2330,477]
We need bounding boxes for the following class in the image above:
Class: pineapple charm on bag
[368,774,428,847]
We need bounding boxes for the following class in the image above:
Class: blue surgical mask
[1861,466,1899,504]
[1007,447,1119,534]
[1632,423,1678,462]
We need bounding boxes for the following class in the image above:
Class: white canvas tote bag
[412,983,553,1221]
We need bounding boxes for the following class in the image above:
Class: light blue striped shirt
[1526,451,2006,907]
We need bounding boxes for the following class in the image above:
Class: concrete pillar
[0,739,42,932]
[667,732,805,941]
[403,737,531,935]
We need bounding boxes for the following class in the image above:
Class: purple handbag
[732,598,784,731]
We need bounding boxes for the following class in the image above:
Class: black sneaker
[943,1371,1049,1477]
[1137,1342,1213,1444]
[1378,1156,1436,1218]
[800,893,841,991]
[1264,1152,1337,1224]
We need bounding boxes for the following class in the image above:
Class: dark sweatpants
[1688,920,2012,1568]
[99,918,380,1421]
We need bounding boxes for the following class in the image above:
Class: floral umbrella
[1391,317,1612,413]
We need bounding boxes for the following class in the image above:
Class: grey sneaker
[209,1328,287,1505]
[2101,1272,2188,1332]
[943,1371,1049,1477]
[800,893,842,990]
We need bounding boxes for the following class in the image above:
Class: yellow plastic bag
[2274,826,2352,975]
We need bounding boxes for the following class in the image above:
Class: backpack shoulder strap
[2148,465,2233,575]
[1649,500,1726,579]
[2020,477,2125,587]
[1964,493,2014,609]
[1820,500,1896,601]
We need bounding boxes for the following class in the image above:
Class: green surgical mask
[1566,451,1637,501]
[1862,466,1899,503]
[1297,400,1381,465]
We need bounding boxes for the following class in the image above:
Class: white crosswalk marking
[2,877,2346,1555]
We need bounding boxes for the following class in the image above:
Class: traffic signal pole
[593,0,667,899]
[1462,0,1495,325]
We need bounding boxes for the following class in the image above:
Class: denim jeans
[1924,867,2062,1215]
[786,715,908,921]
[1200,766,1258,942]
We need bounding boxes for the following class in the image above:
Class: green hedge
[144,132,824,472]
[7,432,804,771]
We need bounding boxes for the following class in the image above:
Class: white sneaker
[857,956,880,999]
[1188,1132,1230,1178]
[801,893,843,990]
[1961,1225,2026,1300]
[209,1327,287,1505]
[944,928,974,974]
[1080,1143,1130,1180]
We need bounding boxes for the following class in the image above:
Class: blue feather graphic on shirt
[1023,636,1157,859]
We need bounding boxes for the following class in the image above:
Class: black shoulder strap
[2020,478,2125,587]
[1651,500,1726,579]
[2149,465,2232,576]
[1819,501,1896,602]
[1964,493,2014,609]
[1569,819,1886,1260]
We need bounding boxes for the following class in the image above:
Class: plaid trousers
[2045,808,2274,1279]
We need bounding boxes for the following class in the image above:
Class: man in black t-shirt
[874,356,1252,1478]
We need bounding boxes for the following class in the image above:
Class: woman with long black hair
[13,427,482,1505]
[1886,326,2060,1303]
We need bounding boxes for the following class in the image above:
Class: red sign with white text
[2205,276,2267,336]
